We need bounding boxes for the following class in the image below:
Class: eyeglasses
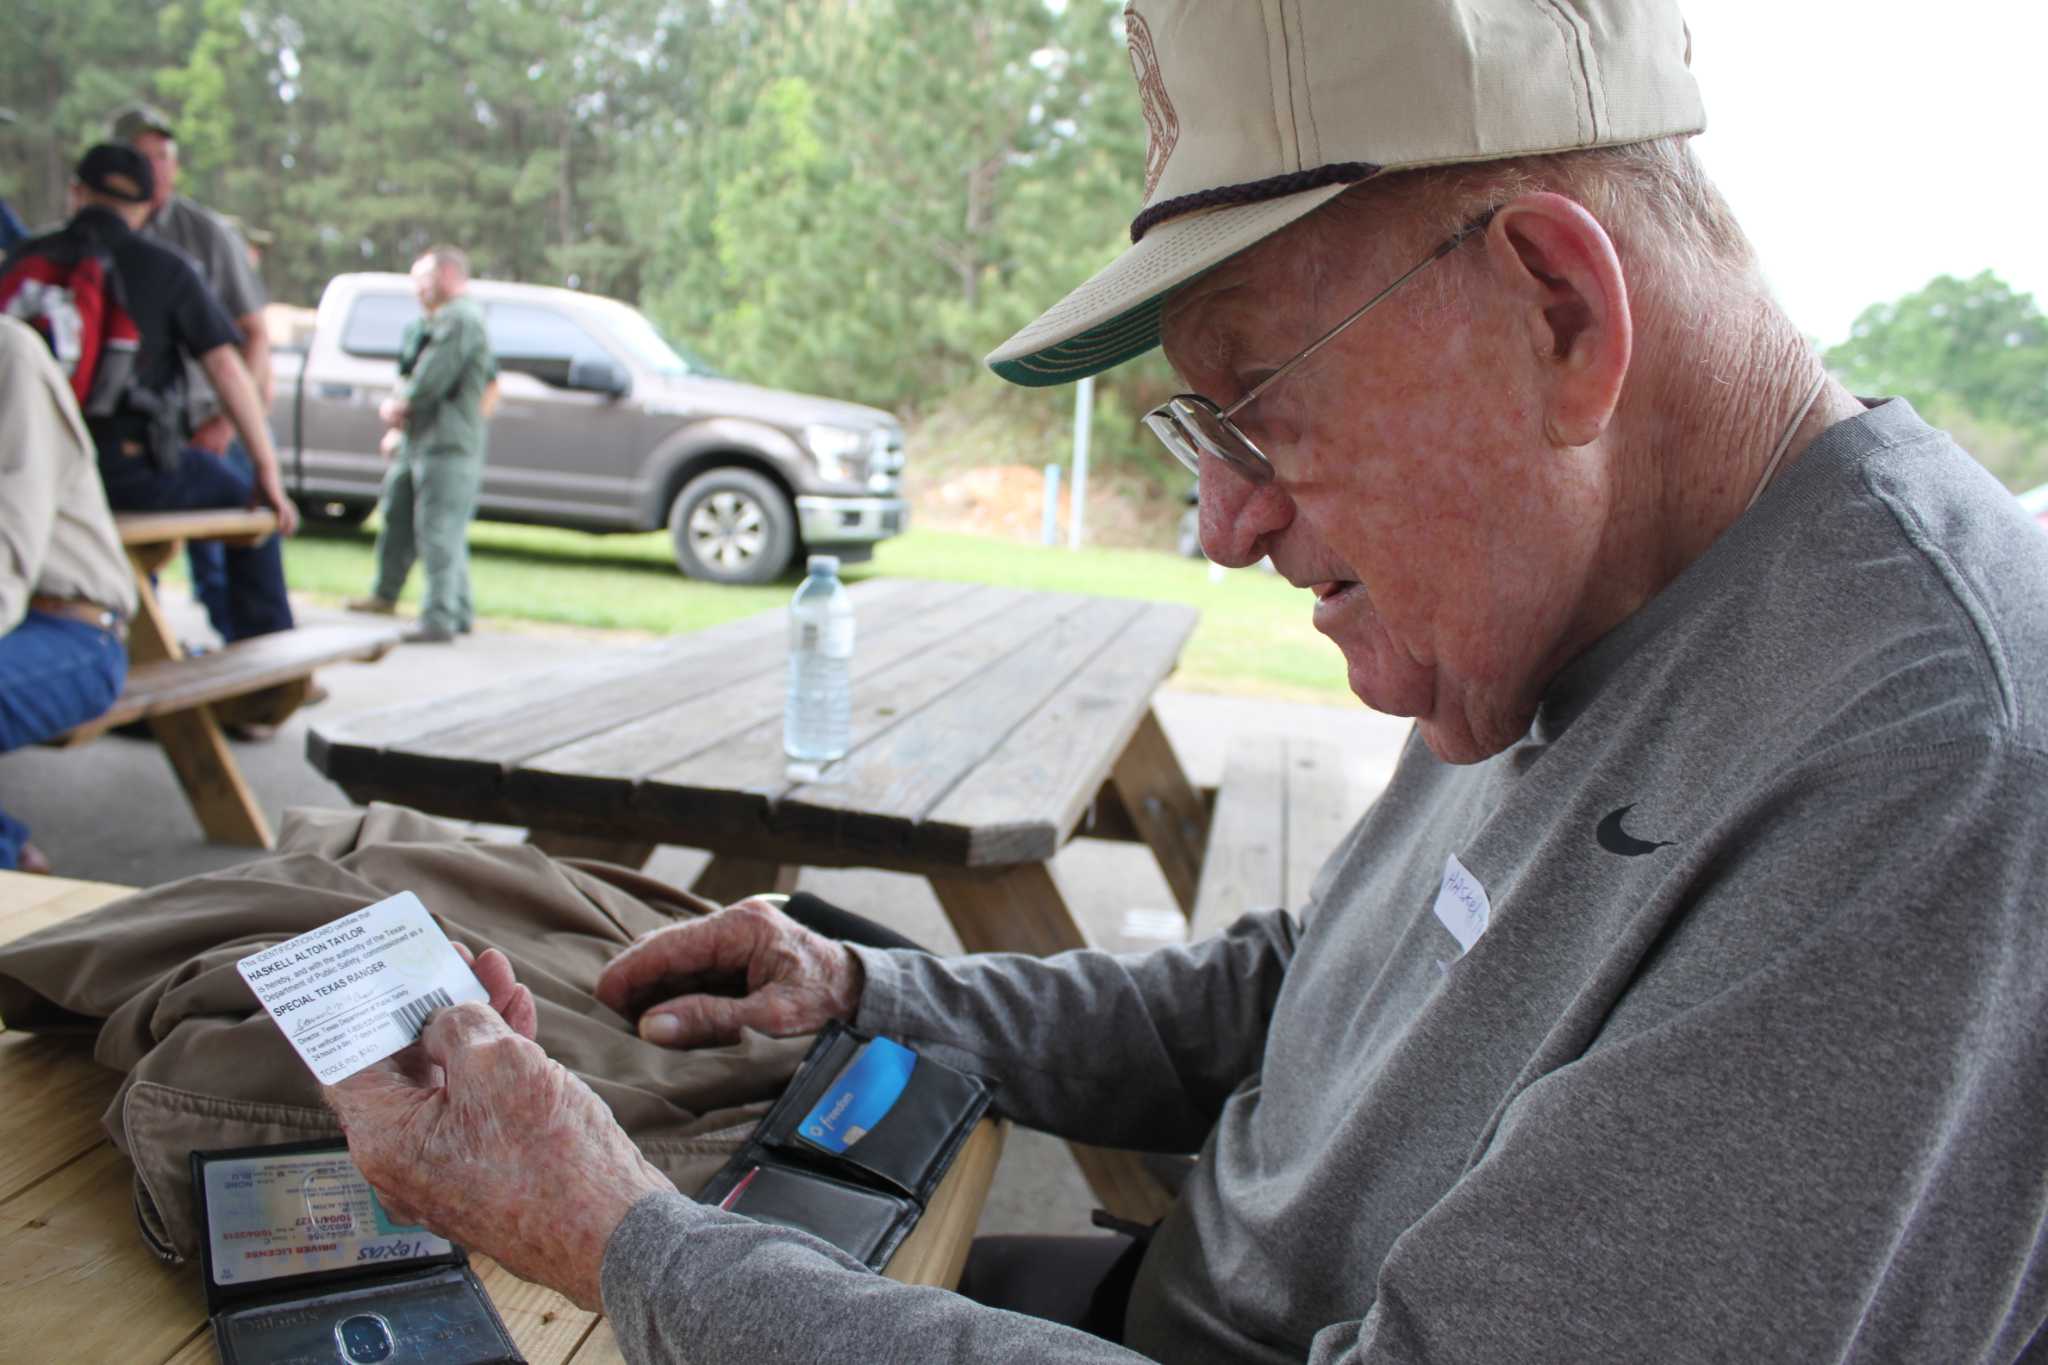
[1143,209,1498,485]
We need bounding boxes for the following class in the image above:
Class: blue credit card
[796,1037,917,1154]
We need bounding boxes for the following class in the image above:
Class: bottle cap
[807,554,840,576]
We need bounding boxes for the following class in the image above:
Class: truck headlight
[804,425,867,482]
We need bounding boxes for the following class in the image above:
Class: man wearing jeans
[111,103,274,649]
[24,145,301,644]
[0,317,136,872]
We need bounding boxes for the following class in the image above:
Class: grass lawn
[271,519,1354,703]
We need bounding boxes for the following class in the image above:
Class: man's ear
[1482,192,1632,448]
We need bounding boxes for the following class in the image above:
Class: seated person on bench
[0,316,136,873]
[43,144,299,643]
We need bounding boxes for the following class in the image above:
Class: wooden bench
[51,510,403,848]
[1190,732,1377,938]
[0,870,1006,1362]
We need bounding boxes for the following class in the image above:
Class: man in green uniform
[349,245,495,644]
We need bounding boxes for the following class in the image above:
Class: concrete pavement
[1,586,1412,1238]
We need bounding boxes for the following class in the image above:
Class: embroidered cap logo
[1126,7,1178,201]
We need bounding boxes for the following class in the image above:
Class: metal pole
[1042,464,1062,545]
[1068,375,1092,550]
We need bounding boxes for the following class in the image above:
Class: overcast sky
[1683,2,2045,346]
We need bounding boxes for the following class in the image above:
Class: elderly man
[326,1,2048,1361]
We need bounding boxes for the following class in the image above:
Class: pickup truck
[272,273,908,584]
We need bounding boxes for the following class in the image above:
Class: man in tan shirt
[0,315,138,872]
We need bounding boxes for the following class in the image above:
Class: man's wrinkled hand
[323,946,672,1310]
[595,898,864,1049]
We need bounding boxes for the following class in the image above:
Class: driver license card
[200,1147,454,1288]
[237,892,488,1085]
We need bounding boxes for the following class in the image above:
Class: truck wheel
[668,467,796,584]
[306,500,372,530]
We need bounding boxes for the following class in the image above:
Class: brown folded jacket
[0,803,813,1262]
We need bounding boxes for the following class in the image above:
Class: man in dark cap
[111,102,275,648]
[2,144,298,645]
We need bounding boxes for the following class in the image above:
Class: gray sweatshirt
[603,400,2048,1362]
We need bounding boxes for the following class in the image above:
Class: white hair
[1313,137,1759,312]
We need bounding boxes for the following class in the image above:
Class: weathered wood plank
[311,578,949,792]
[927,605,1198,869]
[0,871,131,944]
[1190,735,1288,940]
[764,597,1135,861]
[525,830,658,869]
[0,1144,206,1364]
[72,623,404,736]
[690,856,798,906]
[630,591,1091,843]
[139,705,273,847]
[565,1321,630,1365]
[513,581,1011,792]
[883,1118,1006,1289]
[123,548,184,667]
[116,508,276,547]
[1281,737,1364,910]
[1108,706,1209,915]
[164,1328,232,1364]
[0,1035,121,1204]
[928,863,1088,957]
[472,1253,602,1365]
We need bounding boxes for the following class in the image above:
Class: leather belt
[28,594,129,640]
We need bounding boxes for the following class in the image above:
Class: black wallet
[191,1140,524,1364]
[697,1022,994,1269]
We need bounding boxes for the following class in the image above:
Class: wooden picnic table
[309,578,1209,1220]
[65,509,402,849]
[0,870,1004,1364]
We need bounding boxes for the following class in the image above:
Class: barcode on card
[389,988,455,1041]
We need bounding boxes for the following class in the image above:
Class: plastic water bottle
[784,554,854,763]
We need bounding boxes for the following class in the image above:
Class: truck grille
[867,428,906,490]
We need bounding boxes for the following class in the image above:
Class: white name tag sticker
[237,892,488,1086]
[1432,854,1491,956]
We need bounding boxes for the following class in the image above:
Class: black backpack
[0,223,179,469]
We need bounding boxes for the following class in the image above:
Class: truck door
[480,301,635,525]
[296,288,418,511]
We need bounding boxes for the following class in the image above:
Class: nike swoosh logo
[1596,804,1673,857]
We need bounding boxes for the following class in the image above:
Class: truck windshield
[597,303,723,380]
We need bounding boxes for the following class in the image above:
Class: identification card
[1432,853,1491,956]
[201,1147,454,1288]
[795,1036,916,1153]
[237,892,488,1085]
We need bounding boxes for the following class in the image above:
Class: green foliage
[5,0,1175,498]
[1825,271,2048,489]
[633,0,1148,413]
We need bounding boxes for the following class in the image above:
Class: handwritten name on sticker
[1432,854,1491,957]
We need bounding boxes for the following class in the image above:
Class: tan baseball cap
[986,0,1704,387]
[109,102,177,143]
